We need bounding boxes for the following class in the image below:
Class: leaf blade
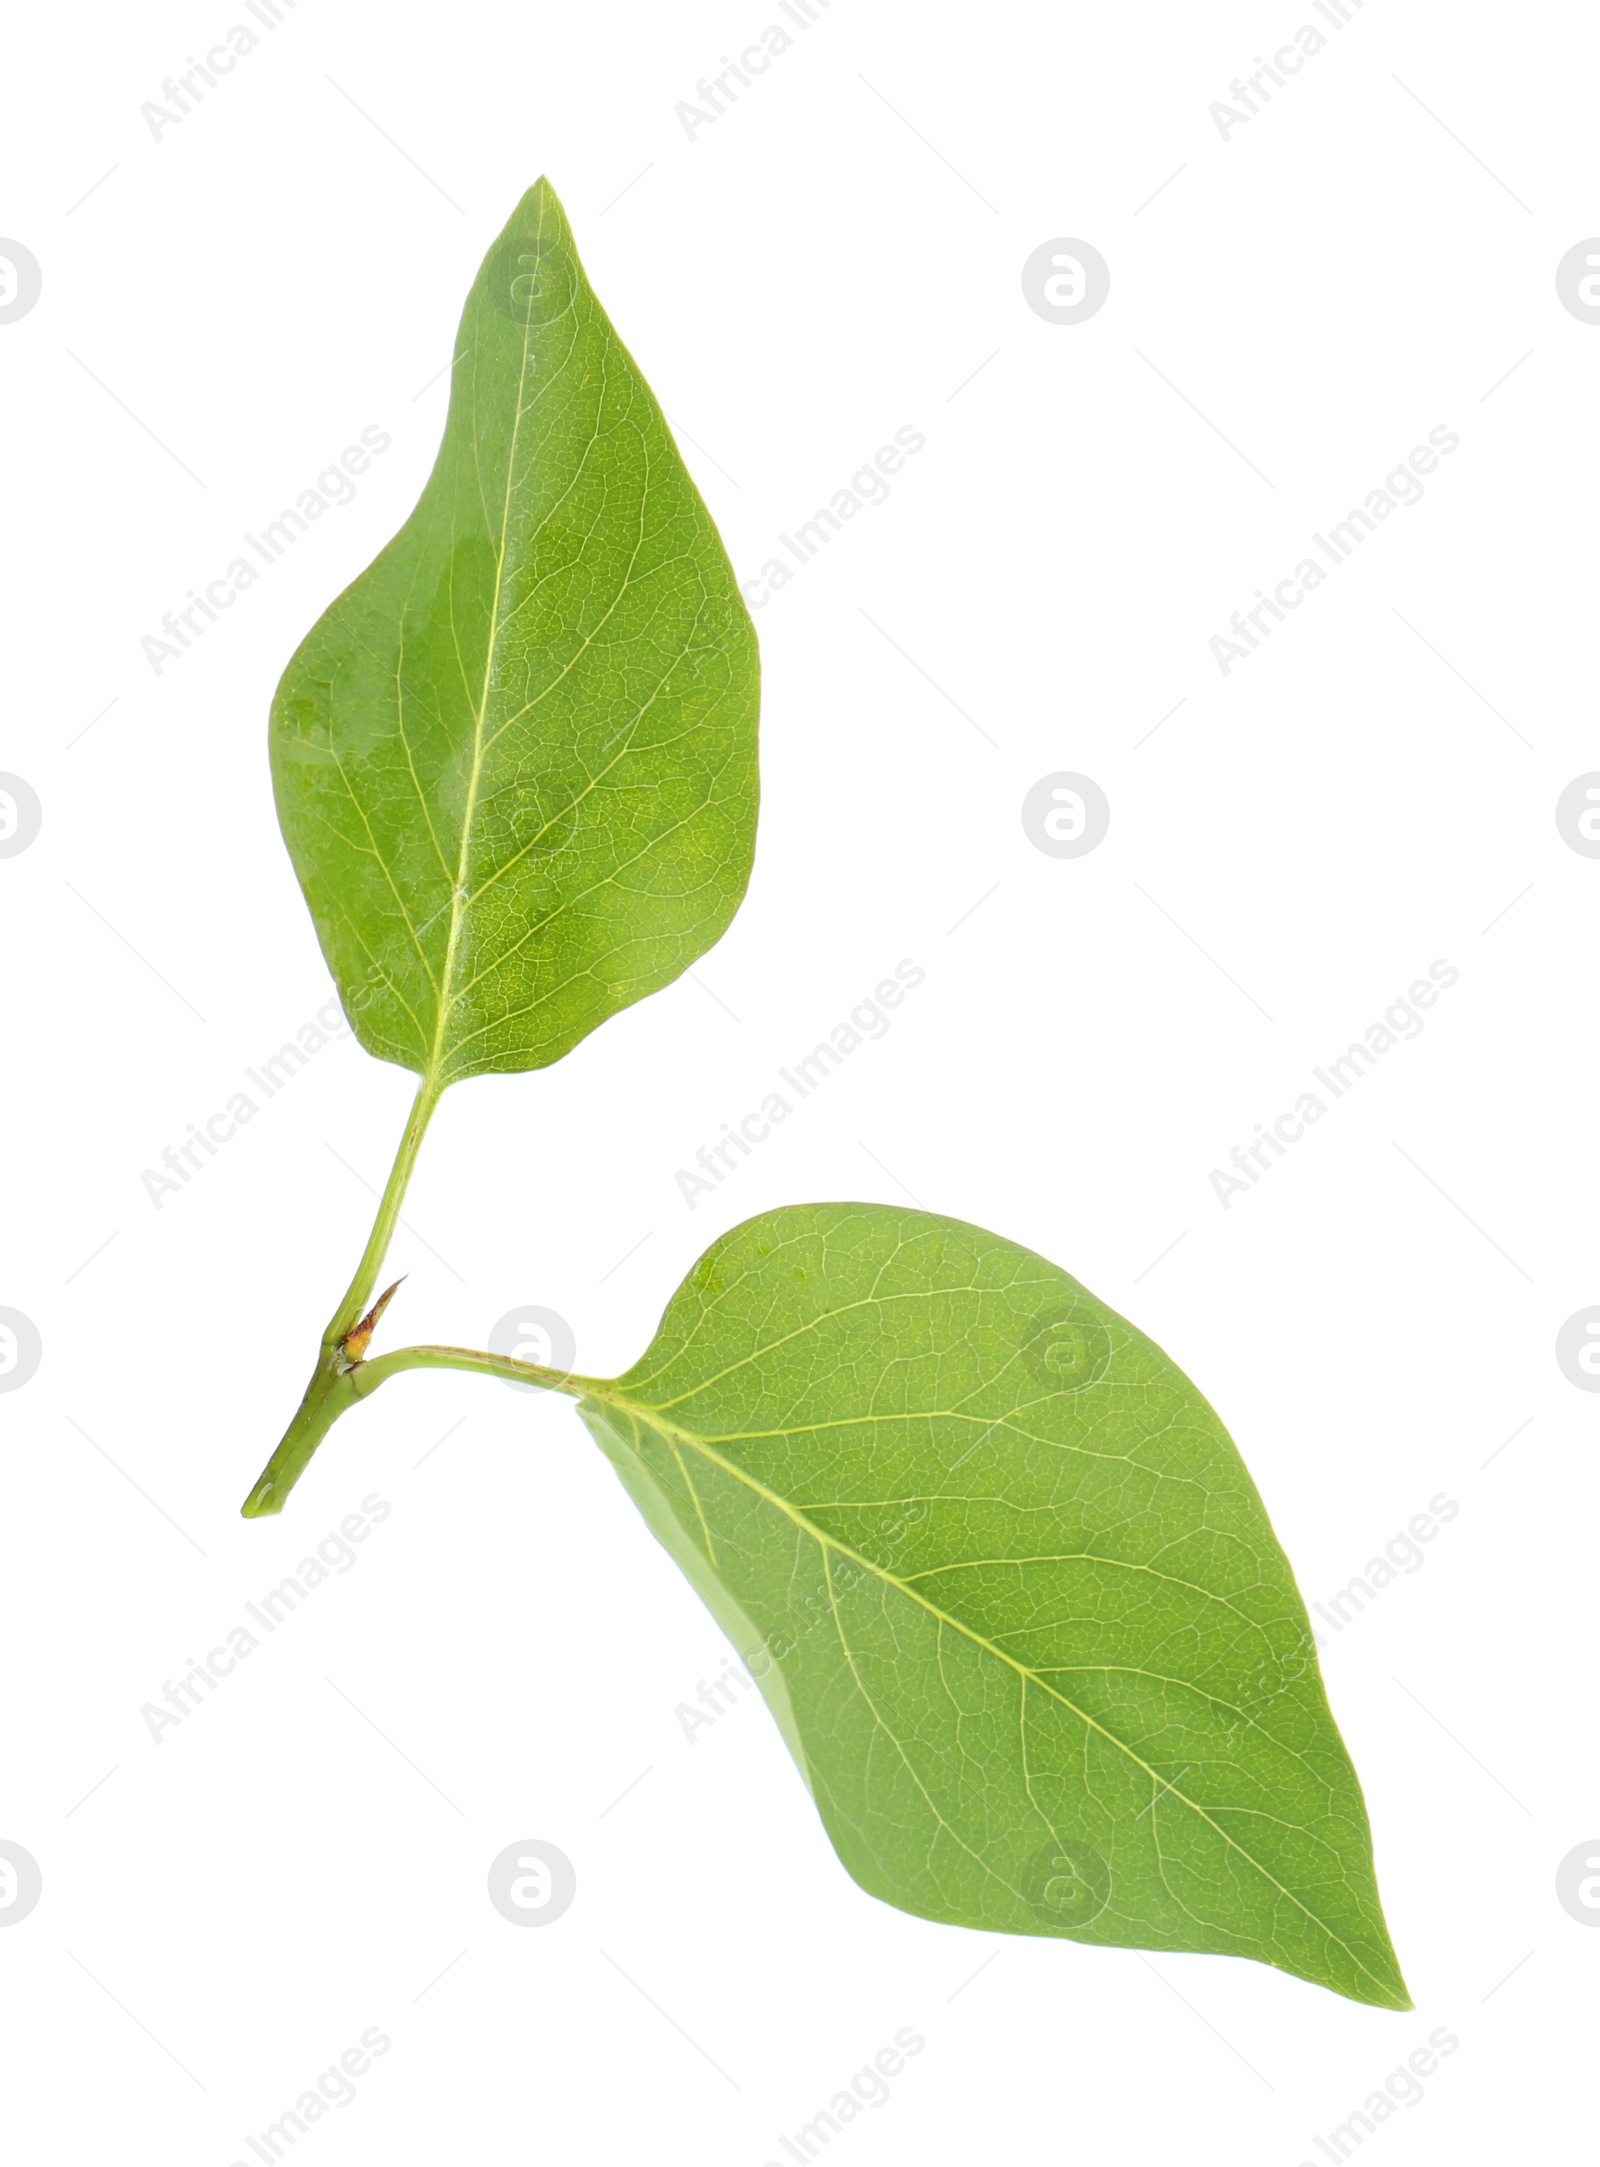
[270,178,759,1085]
[579,1203,1409,2009]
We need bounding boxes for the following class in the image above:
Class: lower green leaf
[578,1203,1409,2009]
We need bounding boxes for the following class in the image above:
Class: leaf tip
[1329,1938,1413,2013]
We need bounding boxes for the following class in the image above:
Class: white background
[2,1,1594,2159]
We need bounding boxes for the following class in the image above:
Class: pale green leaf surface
[579,1203,1409,2008]
[270,179,759,1085]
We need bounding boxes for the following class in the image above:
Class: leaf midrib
[585,1381,1399,2000]
[423,251,541,1096]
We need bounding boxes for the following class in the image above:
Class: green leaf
[269,179,759,1086]
[578,1203,1409,2009]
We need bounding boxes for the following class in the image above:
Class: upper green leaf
[578,1203,1409,2009]
[270,179,759,1086]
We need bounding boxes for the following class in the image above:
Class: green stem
[327,1075,441,1343]
[352,1344,601,1400]
[241,1075,442,1518]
